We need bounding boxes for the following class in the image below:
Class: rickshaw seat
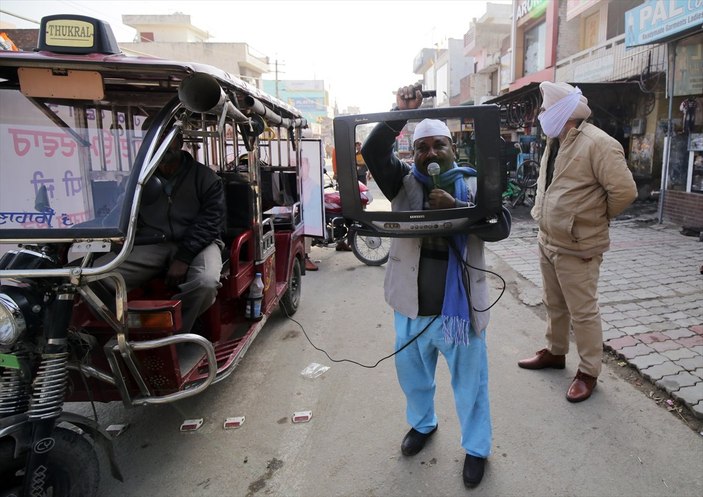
[225,229,255,298]
[217,172,256,297]
[219,173,253,245]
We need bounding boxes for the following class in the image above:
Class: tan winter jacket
[531,121,637,257]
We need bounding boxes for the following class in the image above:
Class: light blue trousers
[394,312,492,458]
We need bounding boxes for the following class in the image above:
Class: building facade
[262,79,335,145]
[119,14,269,88]
[486,0,701,226]
[624,1,703,226]
[411,0,701,226]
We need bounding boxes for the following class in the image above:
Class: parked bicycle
[503,159,539,208]
[312,174,390,266]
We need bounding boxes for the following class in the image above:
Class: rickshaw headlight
[0,293,26,346]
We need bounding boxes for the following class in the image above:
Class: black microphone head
[427,162,440,177]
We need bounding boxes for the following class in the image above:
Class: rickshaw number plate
[224,416,245,429]
[180,418,204,432]
[292,411,312,423]
[106,424,129,437]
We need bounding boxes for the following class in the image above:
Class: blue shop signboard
[625,0,703,48]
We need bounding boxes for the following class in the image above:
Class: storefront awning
[486,81,641,106]
[485,81,643,130]
[484,82,540,106]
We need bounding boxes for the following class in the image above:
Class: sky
[0,0,505,113]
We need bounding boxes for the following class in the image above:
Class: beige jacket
[531,121,637,257]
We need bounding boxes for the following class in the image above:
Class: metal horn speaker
[178,72,248,123]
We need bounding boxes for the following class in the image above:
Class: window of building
[489,71,497,96]
[139,32,154,42]
[583,12,600,49]
[606,0,640,39]
[523,22,546,76]
[436,63,448,105]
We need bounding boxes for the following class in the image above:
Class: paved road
[74,227,702,497]
[490,202,703,419]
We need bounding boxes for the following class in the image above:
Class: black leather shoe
[463,454,486,488]
[400,425,437,456]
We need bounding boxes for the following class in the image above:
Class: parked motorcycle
[313,175,390,266]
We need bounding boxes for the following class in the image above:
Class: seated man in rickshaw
[99,130,226,335]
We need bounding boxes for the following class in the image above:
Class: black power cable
[282,309,438,369]
[282,237,507,369]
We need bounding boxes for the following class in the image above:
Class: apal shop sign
[625,0,703,47]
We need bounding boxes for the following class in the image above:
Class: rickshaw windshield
[0,87,170,240]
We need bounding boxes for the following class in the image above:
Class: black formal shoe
[400,425,437,456]
[463,454,486,488]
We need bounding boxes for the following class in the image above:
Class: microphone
[427,162,441,189]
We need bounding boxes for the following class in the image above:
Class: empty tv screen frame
[333,105,506,238]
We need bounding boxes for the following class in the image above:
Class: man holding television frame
[361,84,510,489]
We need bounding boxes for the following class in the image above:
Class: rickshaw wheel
[281,256,302,316]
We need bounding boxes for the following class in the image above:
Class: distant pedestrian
[331,146,337,180]
[304,237,318,271]
[518,81,637,402]
[355,141,369,185]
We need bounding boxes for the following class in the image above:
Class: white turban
[539,81,591,120]
[538,82,592,138]
[413,119,451,143]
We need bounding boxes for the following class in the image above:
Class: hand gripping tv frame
[333,105,506,238]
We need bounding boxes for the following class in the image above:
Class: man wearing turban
[361,84,511,488]
[518,81,637,403]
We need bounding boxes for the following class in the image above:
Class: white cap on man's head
[539,81,591,120]
[413,119,451,143]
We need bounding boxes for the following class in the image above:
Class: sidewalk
[487,204,703,419]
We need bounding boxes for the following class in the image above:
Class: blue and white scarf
[411,164,477,345]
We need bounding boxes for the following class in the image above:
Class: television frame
[333,105,506,238]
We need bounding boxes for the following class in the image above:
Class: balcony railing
[464,23,510,57]
[413,48,438,74]
[555,34,667,83]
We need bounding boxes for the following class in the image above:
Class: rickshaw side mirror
[239,114,266,152]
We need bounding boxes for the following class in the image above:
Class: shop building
[120,14,270,89]
[462,2,513,105]
[262,79,334,142]
[625,1,703,227]
[487,0,703,225]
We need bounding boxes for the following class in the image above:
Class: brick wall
[663,191,703,227]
